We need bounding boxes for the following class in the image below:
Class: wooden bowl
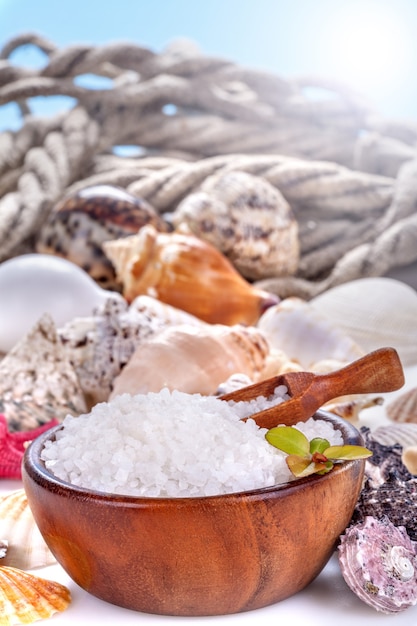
[22,410,365,617]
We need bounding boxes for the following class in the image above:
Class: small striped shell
[338,516,417,614]
[0,565,71,625]
[372,423,417,448]
[0,490,55,570]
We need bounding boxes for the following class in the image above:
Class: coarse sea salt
[41,388,343,497]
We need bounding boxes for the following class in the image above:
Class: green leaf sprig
[265,426,372,478]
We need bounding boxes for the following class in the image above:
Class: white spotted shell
[338,516,417,614]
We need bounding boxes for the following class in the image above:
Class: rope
[0,33,417,296]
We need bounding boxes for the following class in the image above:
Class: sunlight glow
[323,3,412,101]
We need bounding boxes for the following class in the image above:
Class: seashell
[402,446,417,475]
[170,170,299,280]
[352,429,417,541]
[259,347,303,380]
[37,184,169,290]
[110,323,270,398]
[0,565,71,624]
[323,395,384,422]
[372,423,417,447]
[103,224,278,325]
[0,490,55,570]
[58,295,204,407]
[257,297,364,370]
[338,516,417,614]
[310,277,417,367]
[0,314,87,432]
[0,415,59,479]
[0,253,125,353]
[386,386,417,424]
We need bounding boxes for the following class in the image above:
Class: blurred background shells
[110,323,270,397]
[0,490,55,570]
[338,516,417,614]
[0,565,71,624]
[0,253,124,353]
[257,296,364,371]
[103,224,278,325]
[36,184,169,290]
[310,277,417,367]
[170,170,299,280]
[386,386,417,424]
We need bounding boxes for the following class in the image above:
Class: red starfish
[0,414,59,479]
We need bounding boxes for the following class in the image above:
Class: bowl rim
[23,409,364,504]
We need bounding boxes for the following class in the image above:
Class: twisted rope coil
[1,33,417,297]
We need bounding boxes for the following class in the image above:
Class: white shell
[310,277,417,366]
[257,297,364,369]
[0,253,124,353]
[0,490,55,570]
[372,423,417,447]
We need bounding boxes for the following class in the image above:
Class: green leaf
[323,445,373,460]
[266,426,310,456]
[309,437,330,455]
[286,455,317,477]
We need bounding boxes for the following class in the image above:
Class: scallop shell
[110,323,270,398]
[58,295,204,407]
[37,184,169,290]
[103,224,278,325]
[386,386,417,424]
[0,253,124,353]
[0,565,71,624]
[171,170,299,280]
[0,314,87,432]
[0,490,55,570]
[338,516,417,614]
[310,277,417,367]
[372,423,417,447]
[257,297,364,369]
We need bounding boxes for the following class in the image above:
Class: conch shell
[338,516,417,614]
[0,565,71,624]
[103,225,278,325]
[171,170,299,280]
[0,490,55,570]
[110,323,270,397]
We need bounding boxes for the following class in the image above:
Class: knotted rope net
[1,32,417,299]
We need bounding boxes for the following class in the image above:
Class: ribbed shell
[0,566,71,625]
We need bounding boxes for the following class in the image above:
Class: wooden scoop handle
[249,347,405,429]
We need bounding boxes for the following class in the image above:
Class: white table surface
[1,363,417,625]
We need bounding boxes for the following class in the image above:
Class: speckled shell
[0,314,87,432]
[170,170,299,280]
[0,490,55,570]
[37,184,169,289]
[386,386,417,424]
[103,224,278,325]
[110,323,270,398]
[338,516,417,614]
[257,297,364,370]
[58,295,204,407]
[0,565,71,624]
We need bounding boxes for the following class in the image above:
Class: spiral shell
[0,565,71,624]
[103,224,278,325]
[338,516,417,614]
[171,170,299,280]
[110,323,270,398]
[0,490,55,570]
[37,184,169,289]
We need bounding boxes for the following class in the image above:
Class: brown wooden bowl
[22,410,365,617]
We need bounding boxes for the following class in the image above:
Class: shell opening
[388,546,415,582]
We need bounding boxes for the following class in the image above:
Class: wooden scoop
[220,347,405,430]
